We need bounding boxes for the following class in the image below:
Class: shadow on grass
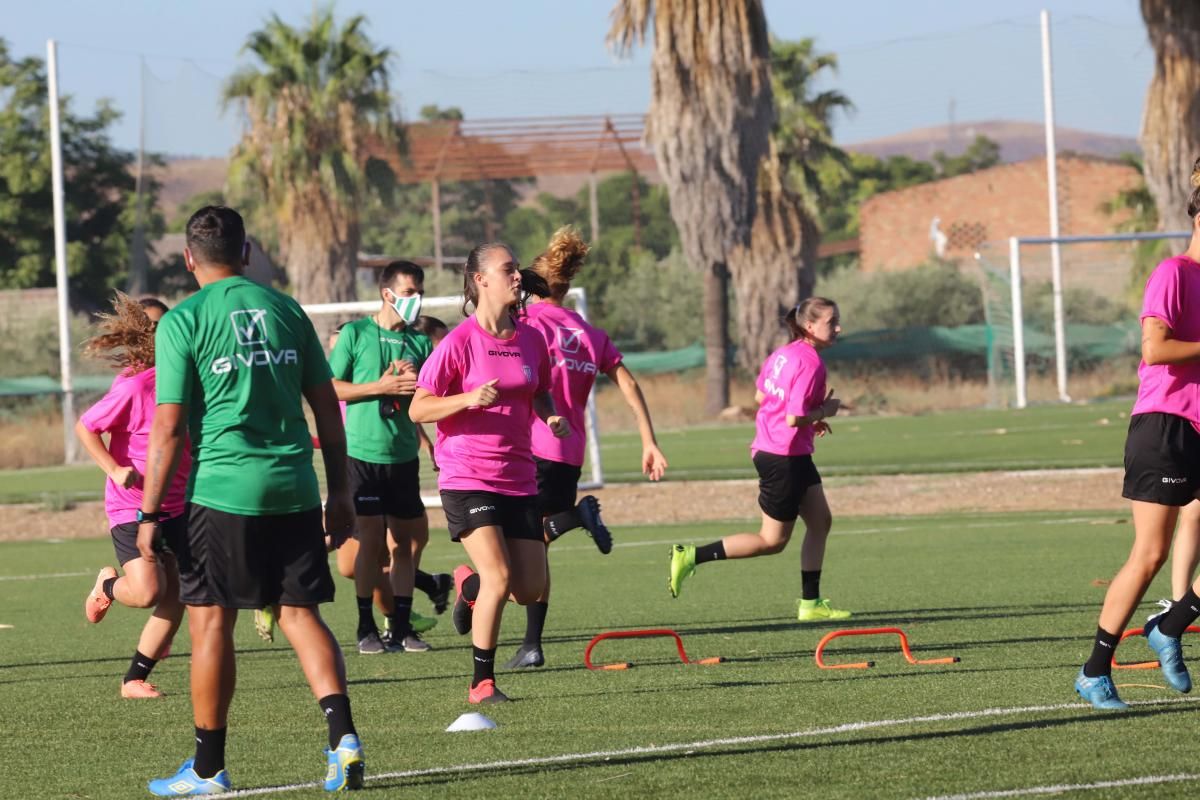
[361,703,1200,793]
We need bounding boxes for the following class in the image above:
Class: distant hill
[844,120,1139,163]
[150,157,227,222]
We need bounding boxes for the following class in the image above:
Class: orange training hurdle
[1111,625,1200,670]
[815,627,961,670]
[584,628,724,671]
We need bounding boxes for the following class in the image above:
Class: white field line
[0,515,1121,581]
[921,772,1200,800]
[0,569,89,582]
[222,697,1200,798]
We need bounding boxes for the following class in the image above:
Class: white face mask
[387,290,422,326]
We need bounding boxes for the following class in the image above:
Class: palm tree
[223,10,399,303]
[1139,0,1200,233]
[610,0,775,414]
[729,38,851,371]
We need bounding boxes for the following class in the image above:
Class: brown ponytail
[1188,157,1200,220]
[785,296,838,343]
[530,226,589,300]
[83,292,161,372]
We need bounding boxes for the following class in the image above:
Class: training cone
[446,712,497,732]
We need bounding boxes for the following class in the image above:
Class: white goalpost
[302,286,605,508]
[1003,231,1191,409]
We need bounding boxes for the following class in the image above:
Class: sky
[2,0,1151,158]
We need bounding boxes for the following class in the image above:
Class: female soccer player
[1075,161,1200,710]
[667,297,849,623]
[410,242,569,704]
[504,226,668,669]
[79,294,190,698]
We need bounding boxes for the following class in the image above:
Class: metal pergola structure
[371,113,656,268]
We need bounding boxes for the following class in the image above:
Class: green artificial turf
[3,509,1199,798]
[0,399,1132,505]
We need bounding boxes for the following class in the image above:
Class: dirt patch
[0,468,1128,543]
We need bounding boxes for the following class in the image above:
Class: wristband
[136,510,166,523]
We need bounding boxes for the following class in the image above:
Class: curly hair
[83,292,159,372]
[530,226,589,300]
[1188,157,1200,219]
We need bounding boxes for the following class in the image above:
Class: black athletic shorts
[440,490,542,542]
[347,456,425,518]
[174,503,335,609]
[754,451,822,522]
[110,515,186,567]
[1122,412,1200,506]
[535,457,582,515]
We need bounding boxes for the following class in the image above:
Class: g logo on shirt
[557,326,584,354]
[230,309,268,346]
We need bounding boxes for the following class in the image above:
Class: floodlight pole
[1041,10,1069,403]
[1008,237,1028,409]
[47,40,77,463]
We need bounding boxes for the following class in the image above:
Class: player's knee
[479,567,511,599]
[761,537,788,555]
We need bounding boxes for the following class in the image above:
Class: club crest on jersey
[557,326,584,354]
[230,309,268,346]
[523,365,533,384]
[771,355,788,379]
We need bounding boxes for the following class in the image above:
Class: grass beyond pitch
[0,399,1130,505]
[3,509,1199,798]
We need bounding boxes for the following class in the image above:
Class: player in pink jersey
[504,227,668,670]
[667,297,850,622]
[78,294,191,699]
[1075,160,1200,710]
[410,242,570,704]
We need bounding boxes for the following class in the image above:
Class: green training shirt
[328,316,432,465]
[155,275,332,515]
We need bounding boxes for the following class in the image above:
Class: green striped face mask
[387,290,422,326]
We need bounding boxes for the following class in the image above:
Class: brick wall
[859,156,1142,272]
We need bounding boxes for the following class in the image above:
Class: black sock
[472,645,496,687]
[544,509,583,541]
[390,595,414,638]
[355,596,376,639]
[123,650,158,684]
[318,693,357,750]
[462,573,481,603]
[694,541,726,566]
[193,727,226,779]
[1082,627,1120,678]
[102,577,118,602]
[414,570,437,597]
[1159,588,1200,638]
[524,602,549,647]
[801,570,822,601]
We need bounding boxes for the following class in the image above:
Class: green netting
[621,343,706,374]
[0,375,115,398]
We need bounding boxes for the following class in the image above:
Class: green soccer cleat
[668,545,696,598]
[797,598,853,623]
[410,610,438,634]
[253,607,275,643]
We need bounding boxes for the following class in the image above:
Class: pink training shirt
[416,316,551,496]
[751,339,827,457]
[523,302,623,466]
[1132,255,1200,427]
[78,367,191,528]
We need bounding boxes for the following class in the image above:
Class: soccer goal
[302,287,604,507]
[976,231,1190,409]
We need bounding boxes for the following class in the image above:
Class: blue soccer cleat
[147,758,231,796]
[1074,669,1128,710]
[1145,616,1192,693]
[324,733,365,792]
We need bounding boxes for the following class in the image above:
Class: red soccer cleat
[468,678,509,705]
[85,567,117,623]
